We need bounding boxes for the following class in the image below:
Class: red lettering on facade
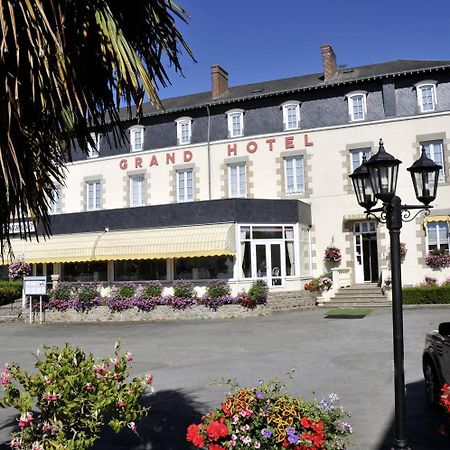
[304,134,314,147]
[119,159,128,170]
[184,150,193,163]
[166,153,175,164]
[285,136,294,149]
[266,138,276,151]
[227,144,237,157]
[135,157,143,168]
[150,155,158,166]
[247,141,258,154]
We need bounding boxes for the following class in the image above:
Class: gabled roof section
[121,59,450,120]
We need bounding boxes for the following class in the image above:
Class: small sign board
[23,276,47,296]
[8,222,35,235]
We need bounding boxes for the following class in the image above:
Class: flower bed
[425,249,450,269]
[186,378,352,449]
[46,280,268,314]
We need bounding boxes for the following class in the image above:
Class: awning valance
[423,215,450,224]
[8,223,236,264]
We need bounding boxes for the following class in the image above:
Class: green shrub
[142,281,164,299]
[0,342,152,449]
[247,280,268,304]
[0,281,22,306]
[51,282,74,301]
[172,280,195,298]
[77,284,99,303]
[403,285,450,304]
[206,279,230,299]
[116,282,137,298]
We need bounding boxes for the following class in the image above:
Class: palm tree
[0,0,193,256]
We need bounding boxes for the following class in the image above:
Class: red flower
[187,424,205,448]
[221,402,231,417]
[209,444,225,450]
[206,419,228,441]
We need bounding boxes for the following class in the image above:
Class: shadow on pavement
[376,379,450,449]
[0,389,204,450]
[93,389,204,450]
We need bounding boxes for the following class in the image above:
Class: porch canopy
[8,223,236,264]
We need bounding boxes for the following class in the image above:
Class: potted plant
[324,246,342,264]
[425,249,450,270]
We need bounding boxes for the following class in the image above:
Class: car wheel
[424,361,440,407]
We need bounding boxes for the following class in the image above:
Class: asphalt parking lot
[0,306,448,449]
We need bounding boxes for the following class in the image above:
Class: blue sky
[157,0,450,100]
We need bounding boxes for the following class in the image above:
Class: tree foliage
[0,0,193,255]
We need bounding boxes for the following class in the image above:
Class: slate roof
[121,59,450,120]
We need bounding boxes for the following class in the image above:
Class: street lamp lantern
[348,138,440,450]
[349,155,378,210]
[407,146,442,206]
[365,139,402,203]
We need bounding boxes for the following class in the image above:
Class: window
[114,259,167,281]
[284,156,305,194]
[129,175,145,207]
[87,132,100,158]
[86,180,101,210]
[49,185,61,215]
[347,92,367,121]
[228,163,247,198]
[416,82,437,113]
[282,102,300,130]
[422,140,445,182]
[226,109,244,138]
[351,148,372,171]
[130,126,144,152]
[177,169,194,202]
[175,256,233,280]
[176,117,192,145]
[427,221,449,251]
[61,261,107,282]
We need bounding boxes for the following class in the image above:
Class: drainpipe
[206,105,212,200]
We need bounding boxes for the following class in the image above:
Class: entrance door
[354,222,379,283]
[252,242,284,287]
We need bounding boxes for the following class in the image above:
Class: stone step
[321,301,391,308]
[333,293,385,299]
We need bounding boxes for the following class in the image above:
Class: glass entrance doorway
[252,242,283,286]
[354,222,379,283]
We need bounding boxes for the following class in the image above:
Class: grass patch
[325,308,373,319]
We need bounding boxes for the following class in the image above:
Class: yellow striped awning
[8,223,236,264]
[423,215,450,224]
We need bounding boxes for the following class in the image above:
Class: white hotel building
[8,45,450,293]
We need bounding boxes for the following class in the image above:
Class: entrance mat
[324,308,374,319]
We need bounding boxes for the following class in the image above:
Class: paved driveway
[0,306,448,449]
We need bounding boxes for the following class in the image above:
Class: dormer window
[176,117,192,145]
[282,101,300,130]
[416,81,437,113]
[130,126,144,152]
[226,109,244,138]
[346,91,367,122]
[87,132,100,158]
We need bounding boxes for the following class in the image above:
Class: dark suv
[423,322,450,406]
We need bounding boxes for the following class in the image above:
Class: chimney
[321,44,337,81]
[211,65,228,98]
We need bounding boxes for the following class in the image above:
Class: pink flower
[126,352,133,362]
[85,383,93,391]
[128,421,138,435]
[118,400,125,408]
[146,373,154,385]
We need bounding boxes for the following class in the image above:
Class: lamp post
[349,139,441,450]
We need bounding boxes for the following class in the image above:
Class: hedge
[0,281,22,306]
[403,285,450,305]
